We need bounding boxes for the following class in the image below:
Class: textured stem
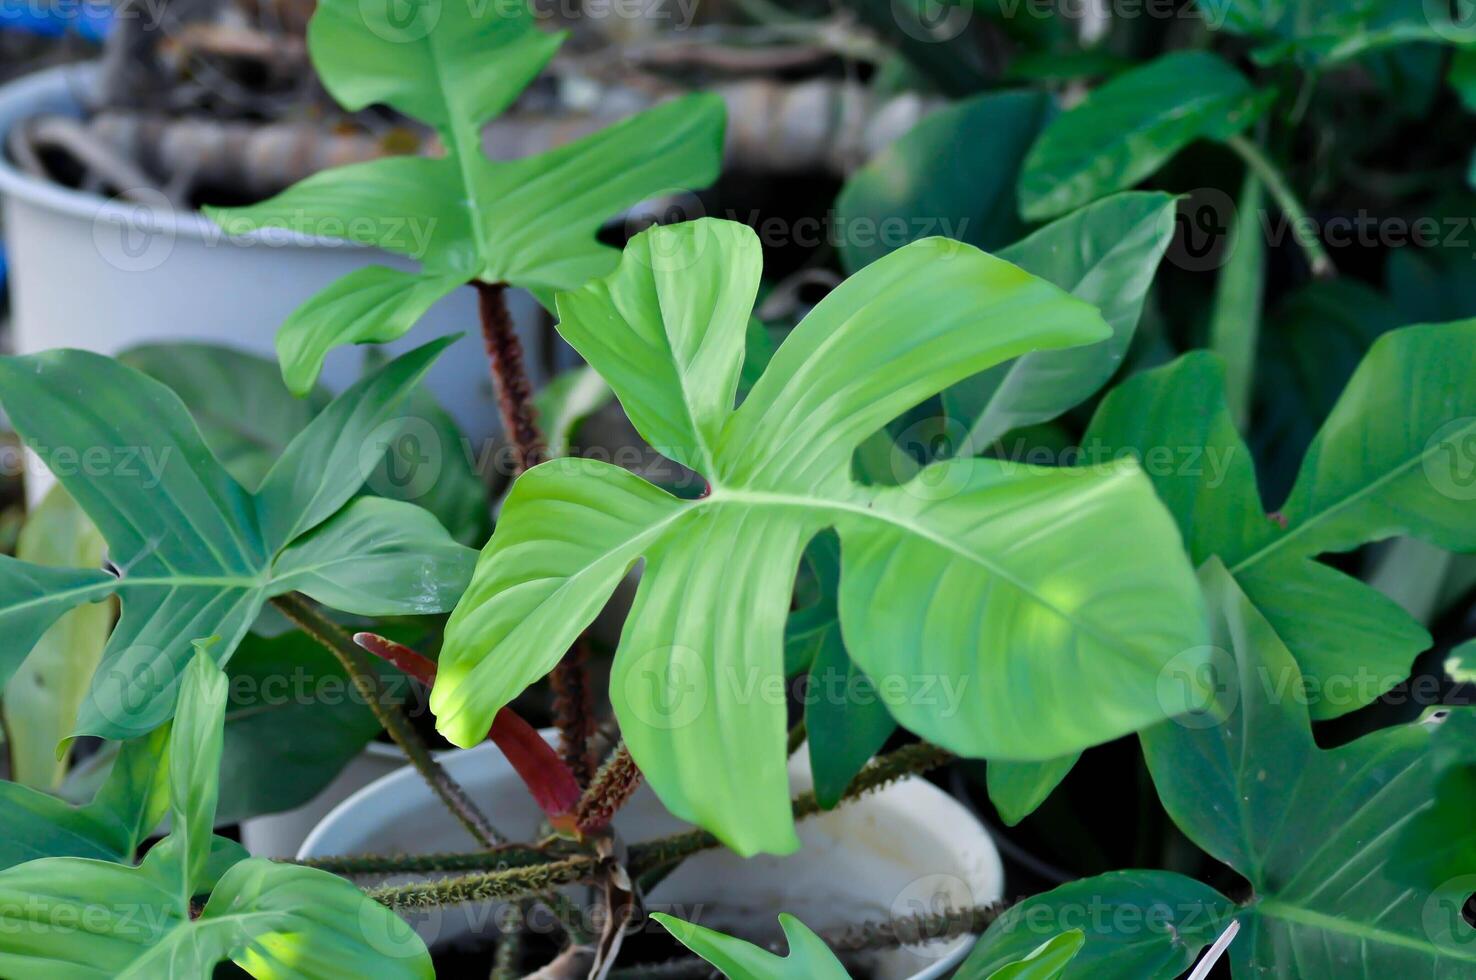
[475,280,548,472]
[489,925,524,980]
[551,640,600,787]
[369,857,599,910]
[1226,134,1335,280]
[271,594,504,848]
[364,742,955,909]
[290,846,557,877]
[475,281,597,792]
[575,742,644,833]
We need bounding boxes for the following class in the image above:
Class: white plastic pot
[0,64,545,503]
[300,739,1004,980]
[240,742,422,859]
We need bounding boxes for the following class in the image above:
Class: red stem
[354,633,582,830]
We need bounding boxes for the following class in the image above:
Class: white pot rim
[300,738,999,980]
[0,63,370,252]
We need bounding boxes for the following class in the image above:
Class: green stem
[271,593,504,849]
[1226,133,1335,280]
[368,857,598,909]
[291,846,557,877]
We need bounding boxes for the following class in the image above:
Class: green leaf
[0,727,169,870]
[652,912,850,980]
[1200,0,1476,66]
[532,365,614,458]
[790,533,895,809]
[1140,560,1474,975]
[1018,52,1271,220]
[1395,707,1476,892]
[126,341,491,547]
[119,343,332,489]
[208,0,725,394]
[435,220,1210,855]
[986,753,1080,827]
[1449,639,1476,683]
[961,870,1234,978]
[1084,332,1476,719]
[980,930,1086,979]
[274,497,476,616]
[1208,172,1266,429]
[1253,280,1404,503]
[216,629,389,825]
[834,91,1054,273]
[0,649,432,979]
[943,192,1177,450]
[0,340,466,740]
[3,487,112,789]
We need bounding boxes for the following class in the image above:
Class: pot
[239,742,425,859]
[299,738,1004,980]
[0,63,547,504]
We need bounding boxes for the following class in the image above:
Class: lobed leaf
[436,219,1210,855]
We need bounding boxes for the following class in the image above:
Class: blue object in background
[0,1,112,42]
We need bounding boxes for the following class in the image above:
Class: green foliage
[0,650,432,979]
[942,192,1178,451]
[0,341,475,741]
[835,90,1054,272]
[122,342,494,547]
[651,912,850,980]
[1087,321,1476,719]
[1199,0,1476,66]
[2,487,112,790]
[969,562,1475,976]
[963,930,1085,979]
[432,218,1208,856]
[207,0,725,394]
[1018,52,1271,220]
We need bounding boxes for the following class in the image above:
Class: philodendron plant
[3,0,1476,977]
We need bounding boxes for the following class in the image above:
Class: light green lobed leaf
[0,340,475,741]
[207,0,726,394]
[652,912,850,980]
[434,219,1209,855]
[1018,51,1271,220]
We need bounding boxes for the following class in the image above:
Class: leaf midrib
[1253,898,1476,961]
[1229,416,1476,576]
[708,485,1127,652]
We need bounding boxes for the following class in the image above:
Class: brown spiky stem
[475,280,548,473]
[475,280,595,794]
[271,593,503,848]
[552,639,600,787]
[575,742,644,833]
